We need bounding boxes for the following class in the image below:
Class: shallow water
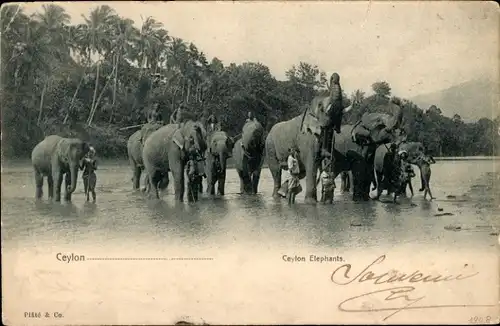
[2,159,499,324]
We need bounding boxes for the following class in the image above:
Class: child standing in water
[319,157,336,204]
[80,146,97,202]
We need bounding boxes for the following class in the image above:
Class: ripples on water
[2,159,498,252]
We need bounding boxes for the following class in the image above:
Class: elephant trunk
[68,161,79,194]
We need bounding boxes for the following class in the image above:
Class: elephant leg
[158,173,169,192]
[352,161,369,202]
[210,179,216,196]
[64,173,72,202]
[348,171,354,192]
[53,169,63,202]
[373,171,382,200]
[47,175,54,200]
[206,168,215,195]
[251,170,261,194]
[236,170,246,194]
[171,164,185,202]
[340,172,347,193]
[34,170,44,199]
[270,168,282,198]
[133,166,142,190]
[304,161,318,204]
[266,154,282,198]
[142,173,150,193]
[147,171,160,199]
[218,173,226,196]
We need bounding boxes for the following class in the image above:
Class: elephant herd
[127,116,265,202]
[31,92,435,205]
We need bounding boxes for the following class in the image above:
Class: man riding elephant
[266,72,351,204]
[127,105,165,191]
[170,102,186,124]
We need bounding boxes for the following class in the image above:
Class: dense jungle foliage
[1,4,498,159]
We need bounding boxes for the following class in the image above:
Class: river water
[2,159,499,324]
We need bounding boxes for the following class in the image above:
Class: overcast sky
[22,1,498,98]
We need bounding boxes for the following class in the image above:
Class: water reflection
[1,161,498,250]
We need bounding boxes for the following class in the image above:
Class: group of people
[278,140,435,205]
[277,146,336,205]
[379,143,436,201]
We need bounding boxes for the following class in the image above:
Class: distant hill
[410,78,499,122]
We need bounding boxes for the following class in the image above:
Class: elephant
[323,98,405,201]
[233,118,265,194]
[265,95,351,203]
[205,130,235,196]
[31,135,90,202]
[372,143,406,202]
[142,120,207,201]
[127,122,164,191]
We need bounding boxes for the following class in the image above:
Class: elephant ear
[301,113,323,136]
[172,129,185,150]
[300,96,331,136]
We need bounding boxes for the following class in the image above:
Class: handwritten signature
[331,255,495,321]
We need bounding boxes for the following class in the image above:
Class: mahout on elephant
[142,118,207,201]
[205,129,234,196]
[31,135,90,202]
[233,113,265,194]
[127,107,165,191]
[265,73,351,204]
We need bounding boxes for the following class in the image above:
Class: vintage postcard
[1,1,499,324]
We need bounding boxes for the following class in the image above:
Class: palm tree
[110,17,138,102]
[32,4,72,125]
[78,5,117,125]
[136,16,165,73]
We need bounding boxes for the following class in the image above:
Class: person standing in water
[319,157,336,204]
[418,155,436,200]
[279,146,302,204]
[80,146,97,202]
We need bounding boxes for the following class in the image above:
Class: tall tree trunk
[112,53,119,106]
[186,81,191,104]
[88,61,100,124]
[63,72,85,125]
[37,80,48,126]
[88,64,117,126]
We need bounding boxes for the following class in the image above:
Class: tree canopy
[1,4,498,159]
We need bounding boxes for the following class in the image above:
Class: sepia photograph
[1,1,499,324]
